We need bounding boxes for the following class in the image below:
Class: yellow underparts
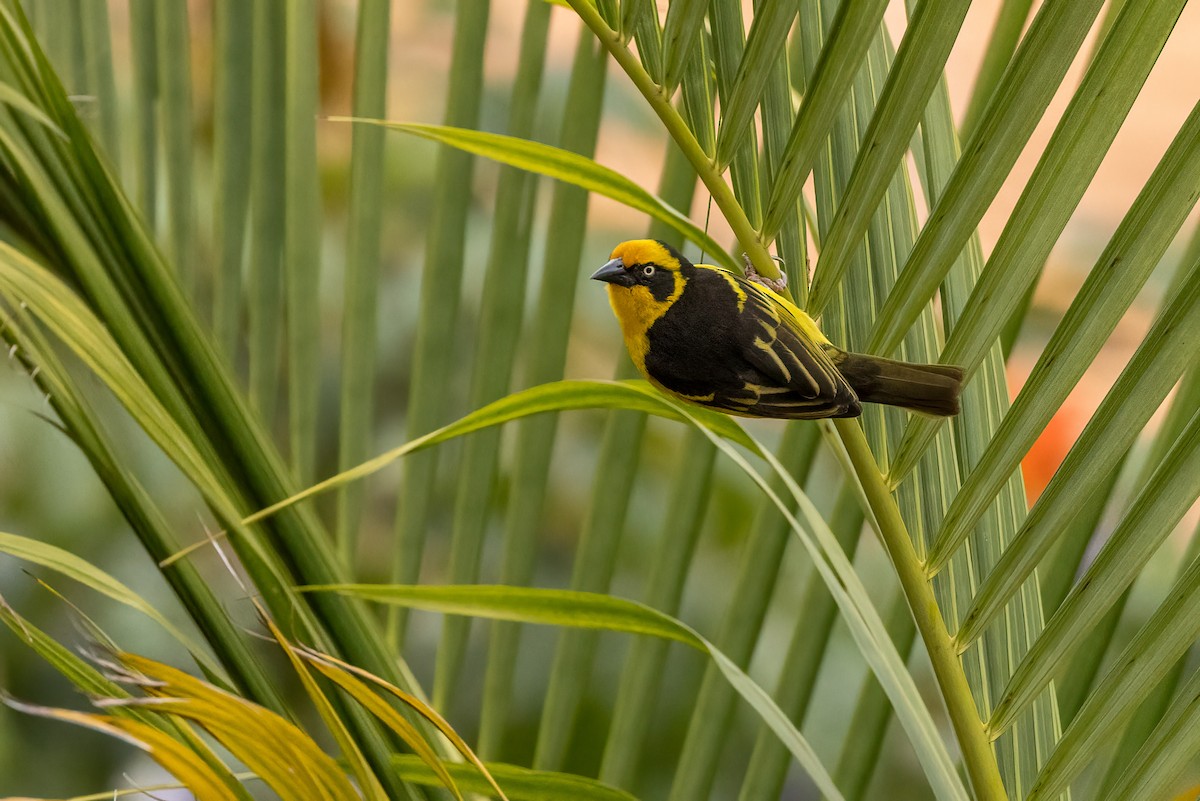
[606,270,685,375]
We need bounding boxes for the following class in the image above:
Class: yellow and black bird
[591,239,964,419]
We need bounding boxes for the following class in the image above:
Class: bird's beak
[590,257,628,285]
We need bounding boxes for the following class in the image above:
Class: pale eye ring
[641,265,656,277]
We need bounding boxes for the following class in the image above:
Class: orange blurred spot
[1009,359,1091,507]
[1021,408,1070,504]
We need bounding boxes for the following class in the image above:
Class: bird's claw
[742,253,789,294]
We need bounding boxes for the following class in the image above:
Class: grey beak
[590,258,626,284]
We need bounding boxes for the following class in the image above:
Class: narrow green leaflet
[247,0,287,421]
[127,0,158,221]
[1099,665,1200,801]
[306,583,845,801]
[0,532,224,681]
[804,0,972,314]
[210,0,253,357]
[0,596,134,704]
[714,0,799,170]
[434,0,551,712]
[283,0,323,482]
[987,407,1200,733]
[683,408,971,801]
[865,0,1106,352]
[758,0,889,243]
[155,0,194,290]
[928,99,1200,571]
[756,11,805,303]
[886,0,1186,480]
[707,0,763,228]
[76,0,120,170]
[0,81,62,132]
[181,379,755,552]
[660,0,706,92]
[956,255,1200,642]
[390,0,489,646]
[678,25,717,159]
[390,755,639,801]
[960,0,1034,138]
[308,585,698,646]
[334,0,391,554]
[1025,544,1200,800]
[623,0,662,82]
[332,118,736,270]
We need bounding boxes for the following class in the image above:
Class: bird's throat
[606,284,661,374]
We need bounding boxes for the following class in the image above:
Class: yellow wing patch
[753,334,792,384]
[742,279,831,346]
[714,269,748,312]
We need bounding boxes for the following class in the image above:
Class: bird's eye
[641,265,656,277]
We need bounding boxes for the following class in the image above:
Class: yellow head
[590,240,690,347]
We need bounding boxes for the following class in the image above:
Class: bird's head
[592,236,691,309]
[591,239,692,337]
[590,239,691,288]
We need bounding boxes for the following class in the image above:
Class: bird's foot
[742,253,788,294]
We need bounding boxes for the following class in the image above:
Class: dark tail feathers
[832,351,964,417]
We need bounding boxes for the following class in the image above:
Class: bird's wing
[730,273,857,411]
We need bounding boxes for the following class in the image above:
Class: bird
[591,239,964,420]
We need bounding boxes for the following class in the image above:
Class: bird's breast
[606,285,658,374]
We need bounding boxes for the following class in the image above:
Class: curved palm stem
[834,418,1006,800]
[567,3,1006,798]
[567,1,786,292]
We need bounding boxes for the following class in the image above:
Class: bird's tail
[831,350,964,417]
